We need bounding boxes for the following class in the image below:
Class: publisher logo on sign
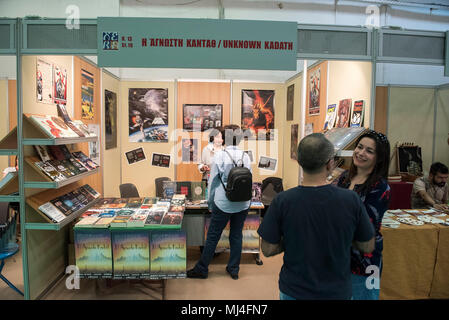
[103,32,119,50]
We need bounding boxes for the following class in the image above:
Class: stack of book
[27,113,96,139]
[38,184,101,223]
[33,145,99,182]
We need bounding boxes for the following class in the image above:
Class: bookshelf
[0,127,18,155]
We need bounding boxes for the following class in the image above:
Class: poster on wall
[183,104,222,131]
[324,104,337,130]
[88,124,100,164]
[53,64,67,105]
[128,88,168,143]
[36,59,53,104]
[291,124,298,160]
[305,123,314,136]
[336,99,352,128]
[241,89,275,140]
[151,153,171,168]
[286,84,294,121]
[125,147,146,165]
[181,139,198,163]
[81,69,94,120]
[397,146,423,175]
[350,100,365,127]
[258,155,277,171]
[308,68,321,115]
[104,90,117,150]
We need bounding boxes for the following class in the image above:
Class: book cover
[98,198,116,208]
[112,232,150,279]
[161,211,183,226]
[162,181,176,198]
[28,114,63,138]
[140,197,157,209]
[145,209,165,225]
[57,104,72,123]
[150,231,186,278]
[109,215,131,228]
[191,181,206,201]
[324,104,337,130]
[50,197,72,216]
[78,187,95,203]
[34,161,66,182]
[47,146,65,161]
[61,159,81,175]
[34,145,52,162]
[75,216,100,228]
[176,181,192,199]
[69,157,88,174]
[80,209,102,218]
[251,182,262,202]
[115,208,137,217]
[336,99,352,128]
[61,193,83,213]
[72,151,99,170]
[74,229,112,277]
[127,213,149,228]
[66,121,85,137]
[59,145,73,159]
[72,120,94,137]
[47,116,79,138]
[169,205,184,212]
[72,189,89,206]
[92,217,115,228]
[350,100,365,127]
[82,184,101,198]
[38,202,66,223]
[126,198,143,208]
[49,160,74,178]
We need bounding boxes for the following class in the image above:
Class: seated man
[411,162,449,211]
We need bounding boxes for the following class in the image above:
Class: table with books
[380,208,449,300]
[73,194,186,286]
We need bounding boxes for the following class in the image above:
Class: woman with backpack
[187,125,252,280]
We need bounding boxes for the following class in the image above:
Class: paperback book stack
[33,145,99,182]
[38,184,101,223]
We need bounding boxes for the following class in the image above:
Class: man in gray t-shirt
[411,162,448,211]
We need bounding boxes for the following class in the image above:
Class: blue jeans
[194,202,248,275]
[280,291,296,300]
[351,274,380,300]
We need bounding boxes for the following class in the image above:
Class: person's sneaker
[186,268,208,279]
[226,267,239,280]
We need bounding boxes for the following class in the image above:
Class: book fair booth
[0,17,448,301]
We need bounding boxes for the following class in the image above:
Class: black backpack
[219,150,252,202]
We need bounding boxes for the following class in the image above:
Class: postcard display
[74,195,187,279]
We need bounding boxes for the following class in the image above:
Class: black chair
[0,202,23,296]
[155,177,171,198]
[119,183,140,198]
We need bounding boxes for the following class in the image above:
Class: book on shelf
[34,145,52,162]
[50,197,72,216]
[61,159,82,175]
[56,104,72,123]
[71,120,95,137]
[323,104,337,130]
[72,151,99,170]
[191,181,206,201]
[75,216,100,228]
[68,157,89,174]
[127,211,149,227]
[78,187,95,203]
[61,193,83,214]
[81,184,101,198]
[176,181,192,199]
[161,211,183,226]
[126,198,143,208]
[38,202,66,223]
[48,145,66,161]
[80,209,102,218]
[28,114,79,138]
[34,161,66,182]
[350,100,365,128]
[49,160,75,178]
[72,188,89,206]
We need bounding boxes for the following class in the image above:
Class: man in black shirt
[257,133,374,300]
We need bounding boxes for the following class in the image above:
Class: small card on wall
[258,156,277,171]
[151,153,171,168]
[125,147,146,165]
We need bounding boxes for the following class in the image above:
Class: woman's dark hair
[208,127,224,144]
[346,130,390,194]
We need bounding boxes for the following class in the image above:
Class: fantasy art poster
[241,89,275,140]
[81,69,94,120]
[36,58,53,104]
[336,99,352,128]
[291,124,298,160]
[183,104,222,132]
[308,67,320,115]
[53,64,67,105]
[104,90,117,150]
[129,88,168,143]
[286,84,294,121]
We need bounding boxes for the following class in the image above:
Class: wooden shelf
[0,173,19,196]
[22,114,98,146]
[24,155,100,189]
[0,127,18,155]
[25,182,101,231]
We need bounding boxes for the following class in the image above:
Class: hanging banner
[98,17,297,71]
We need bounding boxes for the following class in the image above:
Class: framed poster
[129,88,168,142]
[104,90,117,150]
[181,139,198,163]
[53,64,67,105]
[286,84,294,121]
[336,99,352,128]
[81,69,94,120]
[151,153,171,168]
[258,156,277,171]
[183,104,222,131]
[291,124,298,160]
[397,146,423,175]
[87,124,100,164]
[241,89,275,140]
[308,67,321,115]
[125,147,146,165]
[36,58,53,104]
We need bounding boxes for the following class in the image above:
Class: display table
[380,211,449,300]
